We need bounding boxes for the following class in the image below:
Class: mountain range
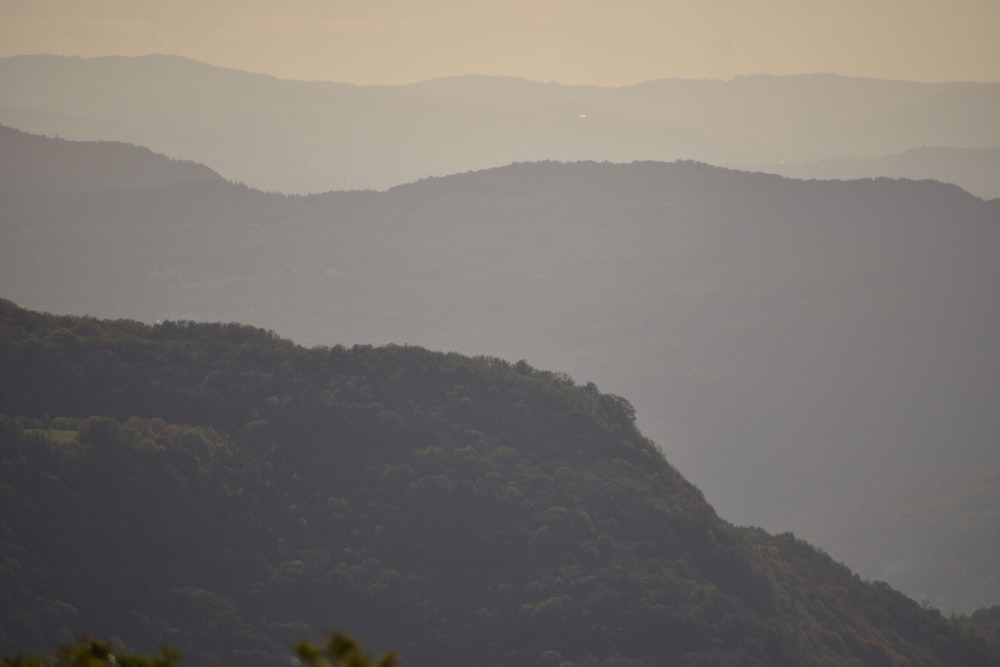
[1,54,999,197]
[2,124,998,613]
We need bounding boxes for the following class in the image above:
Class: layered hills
[2,126,999,612]
[1,299,996,667]
[1,55,999,197]
[759,147,1000,200]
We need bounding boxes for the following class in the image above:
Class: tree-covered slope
[0,300,994,667]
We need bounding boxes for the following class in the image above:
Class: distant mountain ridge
[758,146,1000,200]
[0,124,226,193]
[3,126,998,613]
[1,54,999,195]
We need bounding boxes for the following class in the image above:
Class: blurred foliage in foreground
[2,634,393,667]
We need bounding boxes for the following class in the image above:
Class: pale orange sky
[1,0,998,85]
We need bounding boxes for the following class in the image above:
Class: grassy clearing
[25,429,78,444]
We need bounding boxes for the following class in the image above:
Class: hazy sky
[1,0,999,85]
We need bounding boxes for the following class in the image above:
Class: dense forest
[1,299,996,667]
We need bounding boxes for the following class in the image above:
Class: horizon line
[3,52,998,88]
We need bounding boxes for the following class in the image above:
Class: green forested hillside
[0,300,994,666]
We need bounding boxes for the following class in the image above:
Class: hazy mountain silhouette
[1,55,999,196]
[0,124,225,193]
[3,127,998,612]
[760,146,1000,200]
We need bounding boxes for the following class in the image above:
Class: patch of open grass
[25,429,77,444]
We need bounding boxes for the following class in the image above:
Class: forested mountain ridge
[3,126,999,612]
[0,299,996,667]
[2,54,999,196]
